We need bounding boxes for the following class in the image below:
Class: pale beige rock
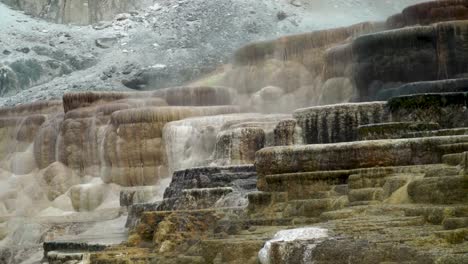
[69,182,107,212]
[39,162,80,201]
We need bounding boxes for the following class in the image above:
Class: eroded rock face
[353,21,468,100]
[255,136,468,190]
[387,0,468,29]
[101,106,239,186]
[221,22,381,107]
[294,102,389,144]
[212,115,293,166]
[388,92,468,128]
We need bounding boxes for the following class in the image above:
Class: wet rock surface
[1,1,468,264]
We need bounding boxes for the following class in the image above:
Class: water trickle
[163,113,269,175]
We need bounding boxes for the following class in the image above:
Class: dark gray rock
[358,122,441,140]
[163,165,257,200]
[126,202,161,228]
[293,102,389,144]
[95,38,118,49]
[352,21,468,101]
[376,78,468,100]
[388,92,468,128]
[15,47,30,54]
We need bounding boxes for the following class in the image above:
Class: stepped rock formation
[1,1,468,264]
[203,0,468,106]
[387,0,468,28]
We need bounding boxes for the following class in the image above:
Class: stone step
[265,170,350,192]
[438,142,468,155]
[139,207,246,228]
[349,172,415,191]
[423,166,460,178]
[442,153,464,166]
[256,135,468,191]
[196,236,269,264]
[374,79,468,101]
[282,197,348,218]
[443,217,468,230]
[46,251,86,263]
[247,191,288,210]
[435,228,468,244]
[126,202,161,228]
[408,176,468,205]
[217,218,294,228]
[404,205,468,225]
[348,188,385,202]
[333,216,426,229]
[164,165,256,200]
[44,242,109,258]
[349,201,381,207]
[171,187,235,210]
[358,122,440,140]
[404,127,468,138]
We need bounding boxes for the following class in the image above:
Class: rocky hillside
[1,0,153,25]
[0,0,425,106]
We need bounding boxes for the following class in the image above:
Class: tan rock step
[197,237,268,264]
[141,206,246,216]
[348,172,414,191]
[358,122,440,141]
[404,127,468,138]
[435,228,468,244]
[256,136,468,190]
[46,251,85,263]
[171,187,235,210]
[404,205,468,224]
[442,153,464,165]
[218,218,294,227]
[348,188,384,202]
[408,176,468,204]
[350,164,453,179]
[443,217,468,230]
[438,142,468,155]
[423,166,460,178]
[332,216,426,230]
[247,191,288,209]
[348,201,381,207]
[283,198,348,218]
[265,170,350,191]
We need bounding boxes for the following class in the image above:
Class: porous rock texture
[2,1,468,264]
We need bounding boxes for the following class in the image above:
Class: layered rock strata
[3,1,468,263]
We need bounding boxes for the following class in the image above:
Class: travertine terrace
[0,1,468,264]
